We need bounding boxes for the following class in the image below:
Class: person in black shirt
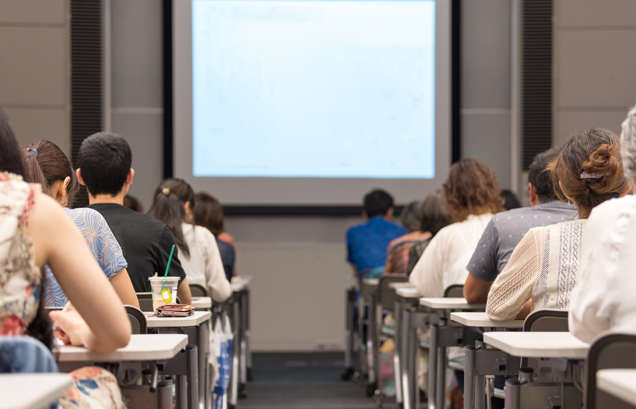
[76,132,192,305]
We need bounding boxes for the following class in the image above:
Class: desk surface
[483,332,589,359]
[396,287,421,298]
[597,369,636,407]
[57,333,188,362]
[231,276,252,285]
[362,278,379,286]
[146,310,211,328]
[231,282,245,292]
[0,373,73,409]
[389,282,415,290]
[451,312,524,328]
[192,297,211,309]
[420,297,486,310]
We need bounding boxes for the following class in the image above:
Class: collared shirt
[409,213,494,297]
[467,200,578,282]
[346,216,408,274]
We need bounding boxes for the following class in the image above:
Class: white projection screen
[173,0,451,207]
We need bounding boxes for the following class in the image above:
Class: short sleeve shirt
[346,216,408,274]
[467,200,578,282]
[44,208,128,307]
[89,203,187,292]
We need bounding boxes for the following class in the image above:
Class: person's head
[444,158,505,222]
[419,189,450,236]
[77,132,133,198]
[363,189,394,219]
[0,107,25,177]
[21,140,79,207]
[147,178,195,258]
[500,189,521,210]
[527,148,561,206]
[192,193,225,236]
[620,105,636,185]
[123,195,144,213]
[400,200,422,232]
[548,128,628,219]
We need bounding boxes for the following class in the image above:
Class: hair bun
[582,143,619,176]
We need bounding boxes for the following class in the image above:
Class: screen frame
[167,0,459,214]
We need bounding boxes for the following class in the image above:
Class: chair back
[125,305,147,334]
[444,284,464,298]
[586,333,636,409]
[378,275,407,312]
[523,310,569,332]
[136,292,153,312]
[190,284,207,297]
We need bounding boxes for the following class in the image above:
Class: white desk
[362,278,379,286]
[0,373,73,409]
[145,310,211,328]
[231,276,252,286]
[451,312,524,328]
[231,282,245,292]
[597,369,636,407]
[420,297,486,310]
[396,287,421,298]
[191,296,211,309]
[389,282,415,290]
[56,334,188,362]
[483,332,589,359]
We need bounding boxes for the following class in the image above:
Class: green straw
[161,244,176,292]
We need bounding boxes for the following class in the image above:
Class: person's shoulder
[347,221,368,235]
[593,195,636,217]
[190,224,216,242]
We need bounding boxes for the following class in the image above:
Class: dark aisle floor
[238,352,399,409]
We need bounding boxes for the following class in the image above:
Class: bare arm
[464,273,493,304]
[29,193,131,352]
[110,268,140,309]
[177,278,192,305]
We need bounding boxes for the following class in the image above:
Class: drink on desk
[148,276,179,310]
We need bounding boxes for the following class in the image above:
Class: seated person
[346,189,408,277]
[76,132,192,305]
[21,140,138,308]
[193,192,236,280]
[147,179,232,302]
[384,200,431,276]
[570,108,636,342]
[409,159,505,297]
[405,189,451,276]
[487,128,629,321]
[500,189,522,210]
[464,148,578,304]
[123,194,144,212]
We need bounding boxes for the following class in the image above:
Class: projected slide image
[192,0,436,179]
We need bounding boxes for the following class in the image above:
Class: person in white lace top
[570,106,636,342]
[487,128,629,321]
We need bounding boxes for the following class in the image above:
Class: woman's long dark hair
[21,140,80,206]
[192,193,225,236]
[147,178,195,258]
[0,106,52,349]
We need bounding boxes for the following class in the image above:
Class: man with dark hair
[346,189,408,277]
[463,148,578,304]
[76,132,192,304]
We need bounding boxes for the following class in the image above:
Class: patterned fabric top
[0,173,40,336]
[486,219,586,320]
[44,208,128,308]
[384,231,432,276]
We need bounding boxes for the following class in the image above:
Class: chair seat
[448,359,464,371]
[381,326,396,337]
[494,387,505,399]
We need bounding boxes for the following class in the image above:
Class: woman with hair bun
[487,128,629,321]
[569,110,636,342]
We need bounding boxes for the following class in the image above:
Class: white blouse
[180,224,232,302]
[570,196,636,343]
[409,213,493,297]
[486,219,586,321]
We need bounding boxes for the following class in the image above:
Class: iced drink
[149,276,179,310]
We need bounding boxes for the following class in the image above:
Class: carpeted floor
[237,352,399,409]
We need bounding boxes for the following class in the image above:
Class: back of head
[0,107,25,177]
[420,188,450,236]
[400,200,422,232]
[621,105,636,182]
[528,148,561,203]
[549,127,626,218]
[363,189,394,218]
[500,189,521,210]
[123,195,144,213]
[77,132,132,196]
[444,158,504,222]
[193,193,224,236]
[147,178,195,258]
[21,140,79,206]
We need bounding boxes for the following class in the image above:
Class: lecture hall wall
[1,0,635,351]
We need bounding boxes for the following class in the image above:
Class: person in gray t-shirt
[463,148,579,303]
